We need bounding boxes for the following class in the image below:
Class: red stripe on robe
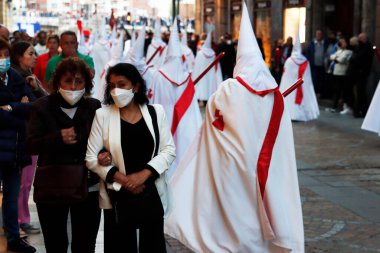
[295,61,308,105]
[236,76,284,198]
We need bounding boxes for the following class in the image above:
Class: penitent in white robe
[193,50,223,101]
[165,78,304,253]
[362,80,380,136]
[279,57,319,121]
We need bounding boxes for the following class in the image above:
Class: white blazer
[86,103,176,218]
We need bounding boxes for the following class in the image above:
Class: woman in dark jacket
[11,40,48,235]
[27,57,101,253]
[0,38,36,252]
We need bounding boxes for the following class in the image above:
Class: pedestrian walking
[0,37,37,253]
[27,57,101,253]
[86,62,175,253]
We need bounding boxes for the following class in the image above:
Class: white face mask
[59,88,85,106]
[111,88,134,108]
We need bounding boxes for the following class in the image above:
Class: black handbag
[33,164,88,205]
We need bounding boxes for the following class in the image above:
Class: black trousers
[311,65,326,96]
[104,187,166,253]
[36,191,101,253]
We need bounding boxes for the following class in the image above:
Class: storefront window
[255,10,271,65]
[284,7,306,42]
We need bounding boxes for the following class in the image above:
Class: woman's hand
[122,169,152,193]
[26,75,38,90]
[98,151,112,166]
[20,96,29,103]
[61,126,77,144]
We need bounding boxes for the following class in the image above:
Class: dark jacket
[27,93,101,185]
[0,67,36,168]
[305,39,329,67]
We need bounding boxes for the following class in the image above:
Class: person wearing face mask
[10,38,49,237]
[85,63,176,253]
[27,57,101,253]
[0,38,37,252]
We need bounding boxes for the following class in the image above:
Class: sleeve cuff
[146,165,160,180]
[105,166,118,183]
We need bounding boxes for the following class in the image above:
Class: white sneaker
[340,107,353,115]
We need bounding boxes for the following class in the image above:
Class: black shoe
[7,238,36,253]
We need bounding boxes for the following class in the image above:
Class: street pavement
[1,105,380,252]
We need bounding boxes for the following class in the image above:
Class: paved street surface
[1,106,380,252]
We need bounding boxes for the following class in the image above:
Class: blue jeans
[0,167,21,242]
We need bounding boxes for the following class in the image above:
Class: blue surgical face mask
[0,58,10,73]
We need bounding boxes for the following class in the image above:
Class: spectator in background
[0,24,9,41]
[34,31,48,56]
[189,33,199,56]
[282,36,293,63]
[45,31,94,84]
[270,39,283,84]
[306,29,328,97]
[197,33,207,51]
[352,33,374,117]
[20,32,33,44]
[324,31,338,99]
[217,33,236,80]
[0,37,37,253]
[34,34,60,92]
[11,31,21,44]
[329,38,353,114]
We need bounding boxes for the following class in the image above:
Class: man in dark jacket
[0,37,37,253]
[217,33,236,80]
[352,33,374,117]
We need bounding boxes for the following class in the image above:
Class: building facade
[196,0,380,61]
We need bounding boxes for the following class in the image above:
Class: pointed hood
[108,30,124,66]
[125,26,148,75]
[291,33,307,64]
[129,26,146,62]
[160,18,188,84]
[130,29,136,48]
[200,32,214,57]
[181,30,187,46]
[151,17,166,47]
[233,2,277,91]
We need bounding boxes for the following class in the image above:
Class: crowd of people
[270,29,375,117]
[0,10,377,252]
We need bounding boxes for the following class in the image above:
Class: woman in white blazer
[85,63,176,253]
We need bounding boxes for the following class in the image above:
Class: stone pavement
[1,106,380,252]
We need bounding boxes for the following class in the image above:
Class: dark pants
[311,65,326,96]
[104,187,166,253]
[353,77,369,116]
[332,75,353,109]
[0,167,21,243]
[36,191,101,253]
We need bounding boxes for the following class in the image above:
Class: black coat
[27,93,101,169]
[0,68,36,168]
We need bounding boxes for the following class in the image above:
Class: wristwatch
[7,105,12,112]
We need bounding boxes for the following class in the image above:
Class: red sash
[295,60,308,105]
[158,72,194,135]
[236,76,284,198]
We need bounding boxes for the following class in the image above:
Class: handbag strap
[147,105,160,157]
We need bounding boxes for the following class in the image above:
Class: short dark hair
[37,30,47,37]
[60,31,77,41]
[47,34,60,44]
[104,63,148,105]
[10,41,33,67]
[50,57,94,95]
[0,38,11,52]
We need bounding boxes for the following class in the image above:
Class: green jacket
[44,52,95,83]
